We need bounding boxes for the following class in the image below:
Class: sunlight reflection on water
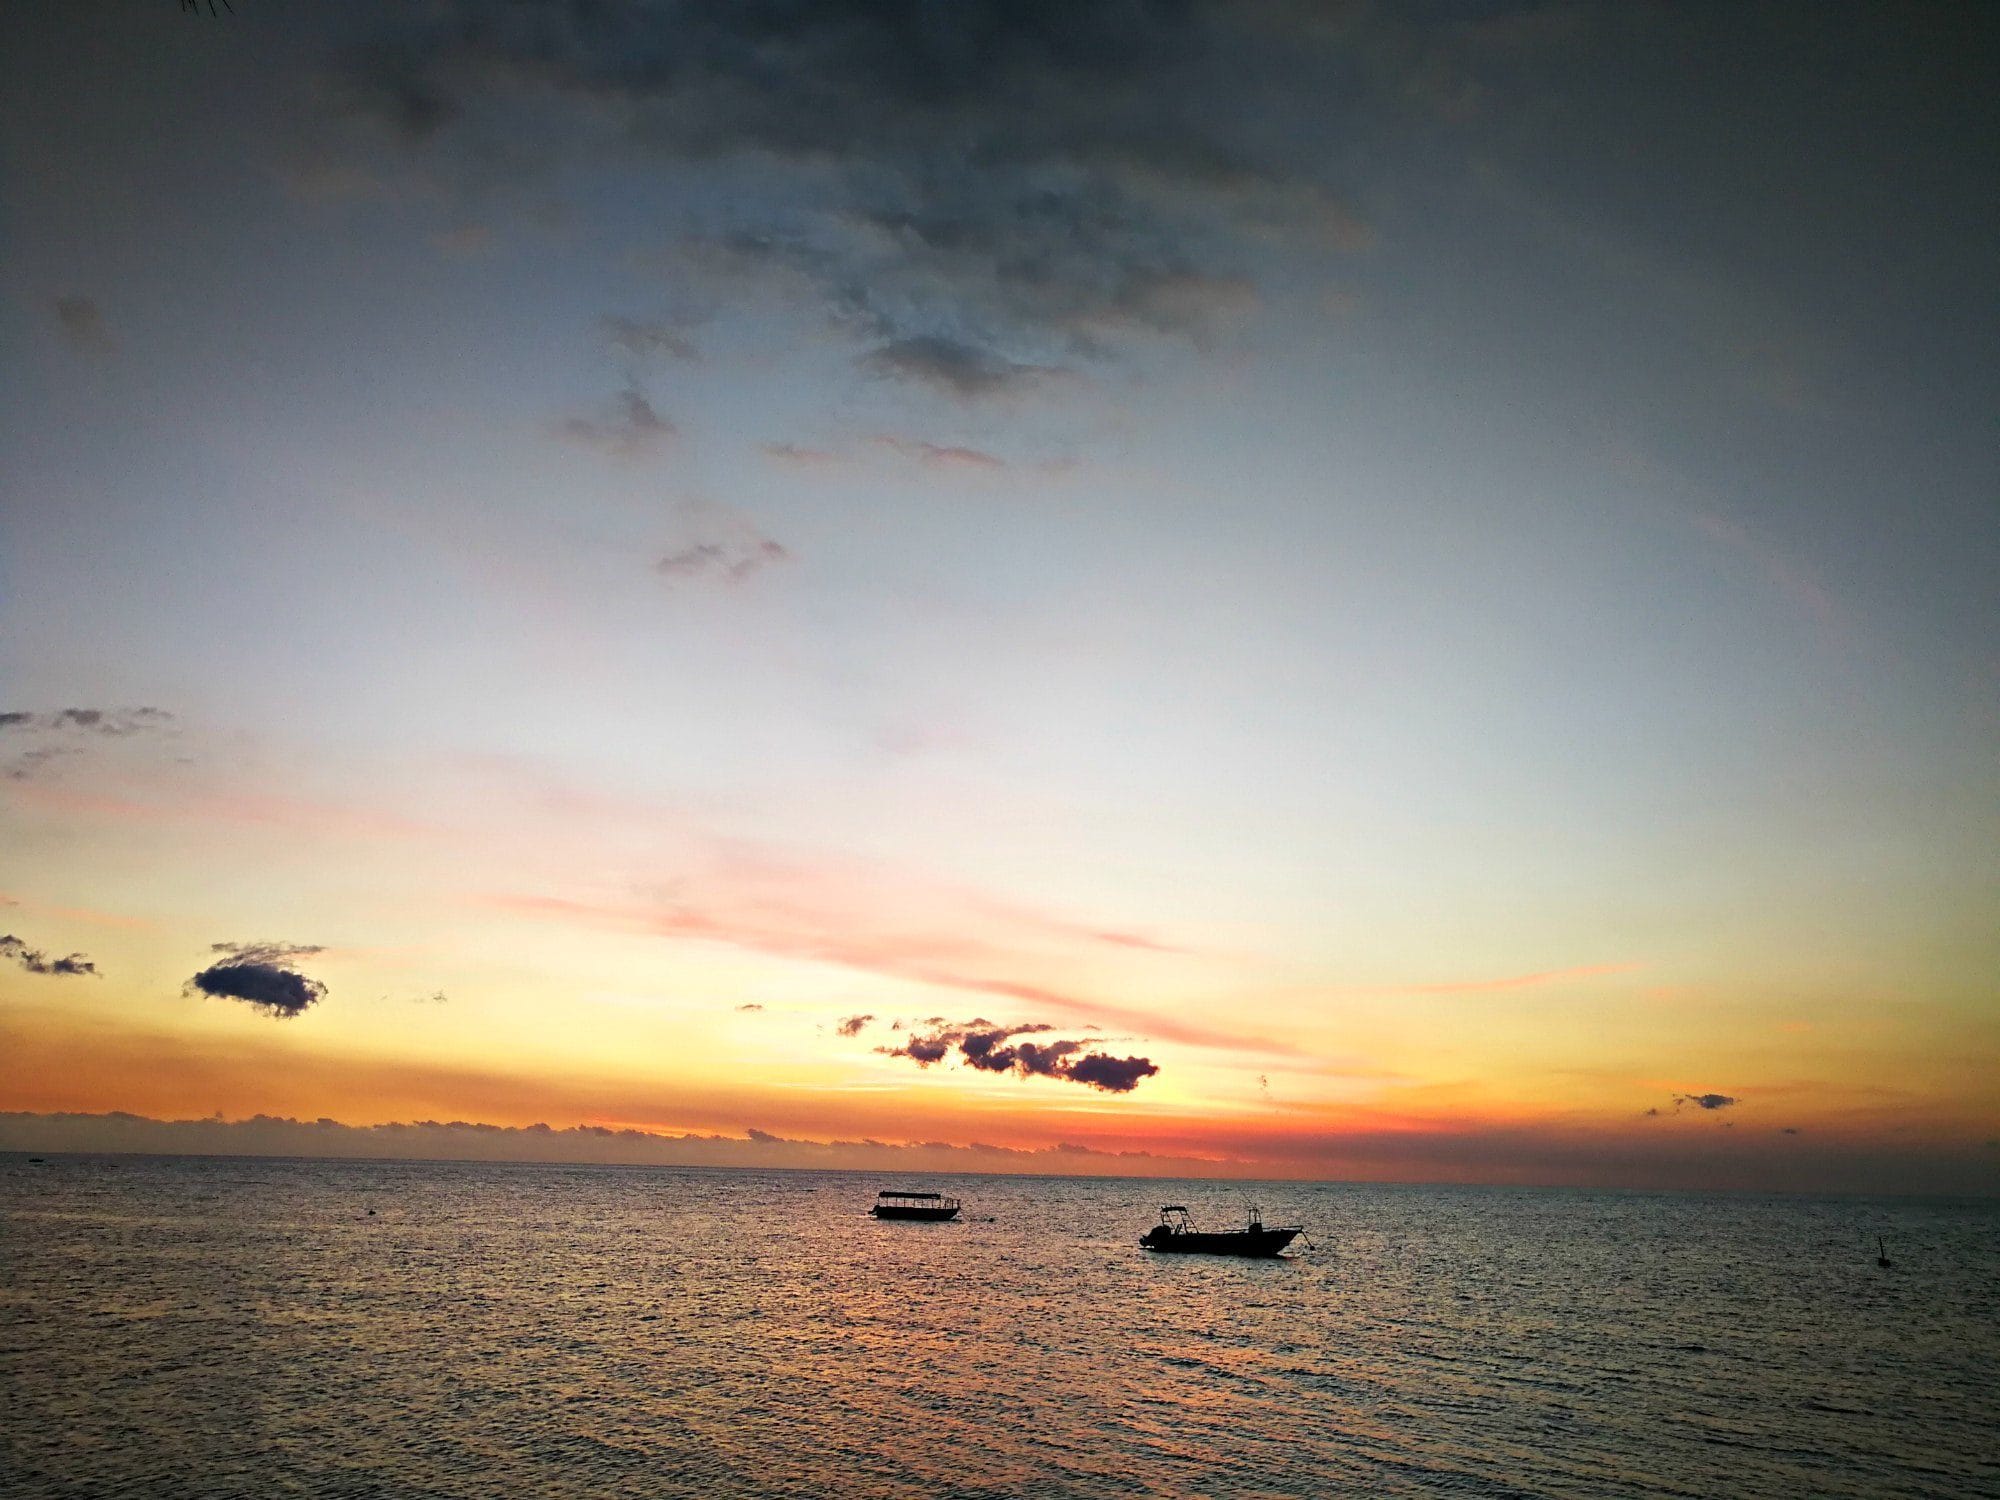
[2,1157,1995,1498]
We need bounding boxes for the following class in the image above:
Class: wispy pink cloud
[869,435,1006,471]
[487,870,1278,1056]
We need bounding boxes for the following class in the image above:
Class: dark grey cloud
[656,532,788,584]
[1673,1092,1739,1112]
[877,1017,1158,1092]
[0,707,174,737]
[325,1,1368,394]
[0,707,176,779]
[0,934,99,978]
[555,388,675,456]
[735,1002,764,1012]
[835,1013,874,1037]
[1064,1051,1160,1092]
[53,295,112,353]
[209,940,326,966]
[858,336,1058,400]
[185,941,328,1018]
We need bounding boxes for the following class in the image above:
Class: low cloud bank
[0,1110,1211,1176]
[2,1109,1992,1195]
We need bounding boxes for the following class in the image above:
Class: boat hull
[1141,1227,1299,1257]
[871,1205,961,1221]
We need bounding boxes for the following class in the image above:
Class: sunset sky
[2,0,1994,1192]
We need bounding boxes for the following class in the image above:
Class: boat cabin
[870,1189,962,1221]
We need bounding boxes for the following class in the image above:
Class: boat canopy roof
[1160,1205,1188,1212]
[879,1190,943,1199]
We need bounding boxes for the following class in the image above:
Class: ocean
[2,1155,1995,1498]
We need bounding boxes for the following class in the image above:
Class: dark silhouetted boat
[870,1189,961,1222]
[1140,1204,1301,1257]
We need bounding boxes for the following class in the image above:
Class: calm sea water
[2,1156,1995,1499]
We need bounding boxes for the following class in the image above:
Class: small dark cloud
[1642,1106,1661,1117]
[555,388,676,457]
[601,315,700,363]
[836,1013,875,1037]
[54,296,113,354]
[0,934,99,978]
[1064,1052,1160,1092]
[876,1018,1158,1093]
[210,940,326,965]
[185,940,328,1019]
[0,707,177,780]
[745,1126,781,1143]
[657,532,788,584]
[1673,1092,1740,1112]
[859,336,1055,400]
[1780,1127,1800,1135]
[761,441,845,467]
[735,1002,764,1012]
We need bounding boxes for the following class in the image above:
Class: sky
[1,0,1995,1193]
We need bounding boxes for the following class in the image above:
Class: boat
[1140,1204,1301,1257]
[870,1189,962,1222]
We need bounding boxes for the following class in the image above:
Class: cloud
[1672,1092,1739,1112]
[0,707,177,779]
[835,1013,874,1037]
[601,315,700,363]
[1065,1052,1161,1092]
[184,941,329,1019]
[0,934,99,978]
[858,336,1057,400]
[554,388,675,457]
[1,707,174,737]
[0,1109,1220,1178]
[323,2,1370,392]
[877,1018,1158,1093]
[656,534,788,584]
[870,435,1006,470]
[735,1002,764,1012]
[53,296,112,354]
[760,441,846,468]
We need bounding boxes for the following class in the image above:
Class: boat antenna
[1876,1235,1892,1269]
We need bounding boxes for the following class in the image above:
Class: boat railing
[878,1189,961,1210]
